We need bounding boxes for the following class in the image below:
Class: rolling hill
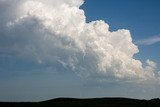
[0,97,160,107]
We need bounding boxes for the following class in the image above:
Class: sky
[0,0,160,102]
[82,0,160,68]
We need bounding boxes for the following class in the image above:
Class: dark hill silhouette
[0,97,160,107]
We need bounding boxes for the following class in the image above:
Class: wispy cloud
[135,35,160,45]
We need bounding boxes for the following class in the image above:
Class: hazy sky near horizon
[0,0,160,101]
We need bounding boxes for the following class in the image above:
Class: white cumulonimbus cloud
[0,0,159,83]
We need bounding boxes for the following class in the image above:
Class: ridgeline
[0,97,160,107]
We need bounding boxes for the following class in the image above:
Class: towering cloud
[0,0,159,83]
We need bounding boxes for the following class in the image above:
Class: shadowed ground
[0,98,160,107]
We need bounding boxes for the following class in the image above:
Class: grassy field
[0,98,160,107]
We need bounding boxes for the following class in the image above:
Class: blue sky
[0,0,160,101]
[82,0,160,69]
